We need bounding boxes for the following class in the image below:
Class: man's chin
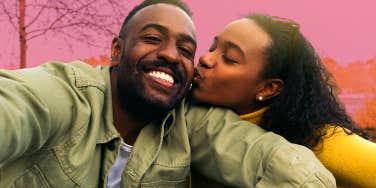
[143,93,183,111]
[118,75,187,116]
[142,82,188,110]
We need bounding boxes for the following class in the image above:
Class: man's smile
[138,59,187,93]
[147,70,174,87]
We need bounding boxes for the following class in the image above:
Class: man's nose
[157,41,179,63]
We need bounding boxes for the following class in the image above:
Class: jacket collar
[96,66,120,144]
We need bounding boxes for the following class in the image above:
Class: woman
[192,14,376,187]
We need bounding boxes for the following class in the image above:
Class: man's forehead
[127,4,196,39]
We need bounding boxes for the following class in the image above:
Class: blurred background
[1,0,375,139]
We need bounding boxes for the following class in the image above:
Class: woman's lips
[194,69,202,81]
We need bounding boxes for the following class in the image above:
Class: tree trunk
[19,0,27,68]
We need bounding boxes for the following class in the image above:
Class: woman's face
[192,18,271,114]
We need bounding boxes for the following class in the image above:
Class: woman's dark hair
[246,14,368,147]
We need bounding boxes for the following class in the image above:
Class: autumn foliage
[81,55,376,137]
[83,55,111,67]
[322,57,376,139]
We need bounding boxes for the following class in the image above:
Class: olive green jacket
[0,61,336,187]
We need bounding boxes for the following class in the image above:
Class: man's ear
[111,37,123,66]
[256,78,284,101]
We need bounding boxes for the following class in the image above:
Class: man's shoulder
[38,60,104,77]
[178,97,268,139]
[179,97,242,124]
[32,61,109,91]
[256,137,336,187]
[180,97,234,116]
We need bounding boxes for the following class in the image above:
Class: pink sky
[1,0,375,69]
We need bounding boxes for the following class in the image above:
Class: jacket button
[107,140,116,151]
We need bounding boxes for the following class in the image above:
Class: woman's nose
[198,53,216,69]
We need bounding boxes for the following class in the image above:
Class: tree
[0,0,131,68]
[356,97,376,128]
[84,55,110,67]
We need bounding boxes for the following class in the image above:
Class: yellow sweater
[240,108,376,187]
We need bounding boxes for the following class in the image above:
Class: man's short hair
[119,0,192,36]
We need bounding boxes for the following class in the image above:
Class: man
[0,0,336,187]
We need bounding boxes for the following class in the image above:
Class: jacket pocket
[139,162,191,188]
[10,164,51,188]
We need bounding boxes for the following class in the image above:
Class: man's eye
[143,36,161,43]
[179,47,194,59]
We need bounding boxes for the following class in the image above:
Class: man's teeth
[148,71,174,84]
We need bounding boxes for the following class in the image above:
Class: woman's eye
[222,55,237,64]
[209,44,216,52]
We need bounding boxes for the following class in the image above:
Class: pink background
[1,0,376,130]
[1,0,375,68]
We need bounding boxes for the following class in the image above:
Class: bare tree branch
[25,0,51,28]
[0,2,18,32]
[27,22,87,40]
[27,0,94,37]
[1,0,131,67]
[57,29,105,48]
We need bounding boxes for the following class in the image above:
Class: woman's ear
[111,37,123,66]
[256,78,284,101]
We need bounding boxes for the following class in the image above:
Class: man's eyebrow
[141,23,196,47]
[141,23,168,35]
[224,40,245,58]
[179,34,196,48]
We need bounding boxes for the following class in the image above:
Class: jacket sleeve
[0,63,86,167]
[185,104,336,187]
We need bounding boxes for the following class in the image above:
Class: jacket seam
[140,178,188,185]
[71,66,105,92]
[52,122,89,186]
[258,144,281,183]
[297,172,336,188]
[152,161,190,168]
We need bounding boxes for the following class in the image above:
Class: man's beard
[116,59,188,119]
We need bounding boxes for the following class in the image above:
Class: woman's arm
[314,126,376,187]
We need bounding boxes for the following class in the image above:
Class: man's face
[117,4,196,111]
